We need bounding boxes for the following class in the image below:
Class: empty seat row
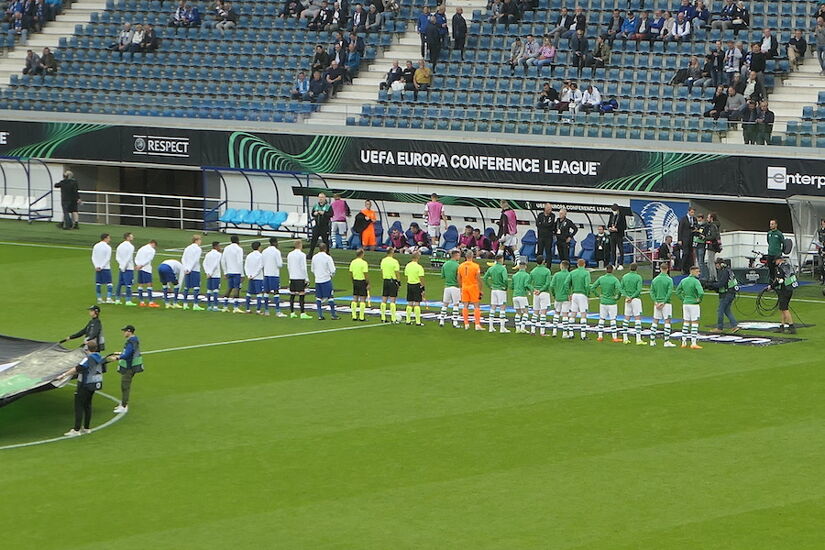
[219,209,308,230]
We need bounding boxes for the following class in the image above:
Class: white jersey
[221,242,244,274]
[261,246,284,277]
[161,259,183,281]
[203,249,222,278]
[311,252,336,283]
[287,249,308,281]
[181,242,202,274]
[91,241,111,270]
[244,250,264,280]
[134,244,156,274]
[115,240,135,271]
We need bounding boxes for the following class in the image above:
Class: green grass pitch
[1,219,824,549]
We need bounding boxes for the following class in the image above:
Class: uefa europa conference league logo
[132,135,190,158]
[768,166,825,191]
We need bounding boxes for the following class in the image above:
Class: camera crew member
[708,258,740,333]
[768,256,797,334]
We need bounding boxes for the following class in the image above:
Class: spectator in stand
[45,0,60,21]
[570,28,589,78]
[300,0,325,22]
[692,0,709,34]
[719,86,745,120]
[659,11,675,42]
[326,1,346,30]
[730,0,748,37]
[507,36,523,75]
[280,0,301,19]
[365,3,382,32]
[708,40,725,86]
[311,44,330,73]
[711,0,735,31]
[435,5,449,49]
[723,39,741,85]
[499,0,519,29]
[127,23,144,57]
[615,10,639,45]
[141,24,158,52]
[533,37,556,76]
[581,84,601,113]
[411,58,432,100]
[215,2,237,30]
[730,71,745,94]
[416,5,430,57]
[519,33,539,75]
[568,81,583,114]
[382,0,399,14]
[816,4,825,23]
[549,7,574,47]
[185,3,201,26]
[348,32,365,56]
[743,70,764,102]
[393,59,415,98]
[537,81,559,108]
[452,7,467,61]
[487,0,502,24]
[350,3,366,32]
[760,28,778,59]
[331,42,347,66]
[31,0,46,32]
[291,71,310,100]
[344,41,361,82]
[556,79,572,111]
[740,99,760,144]
[22,48,39,75]
[649,9,665,40]
[817,17,825,76]
[379,60,402,90]
[683,56,702,93]
[671,12,691,43]
[424,15,441,71]
[747,42,766,88]
[108,22,133,58]
[308,1,333,30]
[604,8,623,46]
[324,60,345,97]
[307,70,327,102]
[676,0,695,22]
[756,100,775,145]
[168,0,186,26]
[590,34,610,72]
[787,29,807,70]
[630,10,651,43]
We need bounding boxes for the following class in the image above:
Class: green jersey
[550,270,572,301]
[570,266,591,295]
[483,262,508,291]
[441,259,459,287]
[592,274,621,305]
[510,270,532,297]
[620,271,643,299]
[529,265,552,293]
[676,275,704,305]
[767,229,784,256]
[650,272,674,304]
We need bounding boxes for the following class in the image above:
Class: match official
[379,248,401,323]
[349,248,370,321]
[404,251,426,326]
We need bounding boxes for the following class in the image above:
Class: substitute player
[220,235,244,312]
[425,193,447,246]
[510,260,532,333]
[620,262,645,345]
[202,241,222,311]
[404,252,426,326]
[262,237,287,317]
[483,252,509,333]
[649,261,676,347]
[349,248,369,321]
[287,240,311,319]
[591,265,621,342]
[676,264,704,349]
[181,234,204,311]
[311,244,338,320]
[114,232,136,306]
[569,258,592,340]
[158,259,183,308]
[92,233,113,303]
[134,239,158,307]
[439,249,461,327]
[529,255,552,335]
[457,249,483,330]
[379,248,401,323]
[550,260,572,338]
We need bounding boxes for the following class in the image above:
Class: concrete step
[318,102,367,115]
[334,90,376,100]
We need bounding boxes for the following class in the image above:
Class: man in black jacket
[549,7,574,46]
[451,7,467,60]
[607,203,626,269]
[55,170,79,229]
[379,60,403,90]
[554,208,577,262]
[500,0,519,28]
[677,206,697,273]
[424,15,441,71]
[535,203,555,262]
[658,235,674,268]
[708,258,739,333]
[64,305,105,351]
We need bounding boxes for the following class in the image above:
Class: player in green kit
[483,253,510,333]
[592,265,622,342]
[379,248,401,323]
[439,249,461,327]
[569,258,592,340]
[550,260,572,337]
[620,263,646,345]
[676,265,705,349]
[510,260,533,333]
[404,252,426,326]
[529,255,552,335]
[649,261,677,347]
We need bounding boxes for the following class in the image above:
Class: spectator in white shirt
[202,241,223,311]
[310,243,339,320]
[220,234,244,311]
[180,234,204,310]
[581,85,602,112]
[243,241,265,314]
[568,82,583,113]
[518,34,540,75]
[134,239,158,307]
[115,232,136,305]
[286,240,311,318]
[92,233,113,303]
[127,24,145,58]
[261,237,287,317]
[671,12,691,42]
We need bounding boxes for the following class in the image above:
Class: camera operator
[768,256,798,334]
[815,218,825,285]
[707,258,740,333]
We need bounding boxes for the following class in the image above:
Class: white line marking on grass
[143,323,388,355]
[0,386,126,451]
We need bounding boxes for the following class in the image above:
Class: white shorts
[599,304,618,320]
[442,286,460,305]
[533,291,551,311]
[491,289,507,307]
[554,300,571,314]
[332,221,348,236]
[513,296,529,310]
[682,304,701,322]
[503,233,519,248]
[624,297,642,317]
[570,293,588,313]
[427,224,441,241]
[653,303,673,320]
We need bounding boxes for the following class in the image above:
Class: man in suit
[535,203,555,262]
[549,7,574,47]
[678,206,697,273]
[555,208,577,262]
[607,203,626,269]
[658,235,674,268]
[451,7,467,60]
[350,3,366,32]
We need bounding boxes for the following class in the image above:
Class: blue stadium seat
[442,225,459,250]
[519,230,537,261]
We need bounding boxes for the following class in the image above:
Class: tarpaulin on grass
[0,335,83,407]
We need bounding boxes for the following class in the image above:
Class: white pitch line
[142,323,388,355]
[0,386,126,451]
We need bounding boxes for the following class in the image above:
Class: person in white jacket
[287,240,311,319]
[581,84,602,113]
[220,235,244,312]
[311,243,339,320]
[159,259,184,308]
[243,241,265,314]
[180,234,204,310]
[134,239,158,307]
[261,237,287,317]
[92,233,113,303]
[114,232,136,305]
[202,241,223,312]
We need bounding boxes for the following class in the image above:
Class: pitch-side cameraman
[769,256,798,334]
[708,258,740,333]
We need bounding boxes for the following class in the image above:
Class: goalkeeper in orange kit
[457,249,483,330]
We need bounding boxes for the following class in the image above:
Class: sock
[451,305,459,325]
[257,295,264,311]
[299,294,305,313]
[390,302,396,321]
[579,315,587,338]
[357,301,364,320]
[380,302,387,321]
[622,318,630,340]
[539,316,545,335]
[273,295,281,313]
[316,299,323,318]
[192,287,199,306]
[137,287,144,302]
[610,319,617,338]
[691,321,698,345]
[489,310,496,331]
[682,323,689,345]
[598,319,604,338]
[552,313,559,335]
[499,309,506,330]
[650,319,658,342]
[474,306,481,325]
[290,295,296,313]
[406,305,412,323]
[95,283,102,300]
[530,311,538,333]
[664,321,671,342]
[414,305,421,324]
[439,304,447,324]
[463,306,469,325]
[351,301,357,319]
[184,289,190,305]
[635,319,642,342]
[126,285,132,301]
[213,290,219,307]
[514,313,521,329]
[562,316,569,336]
[106,284,113,299]
[246,294,252,310]
[329,300,336,316]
